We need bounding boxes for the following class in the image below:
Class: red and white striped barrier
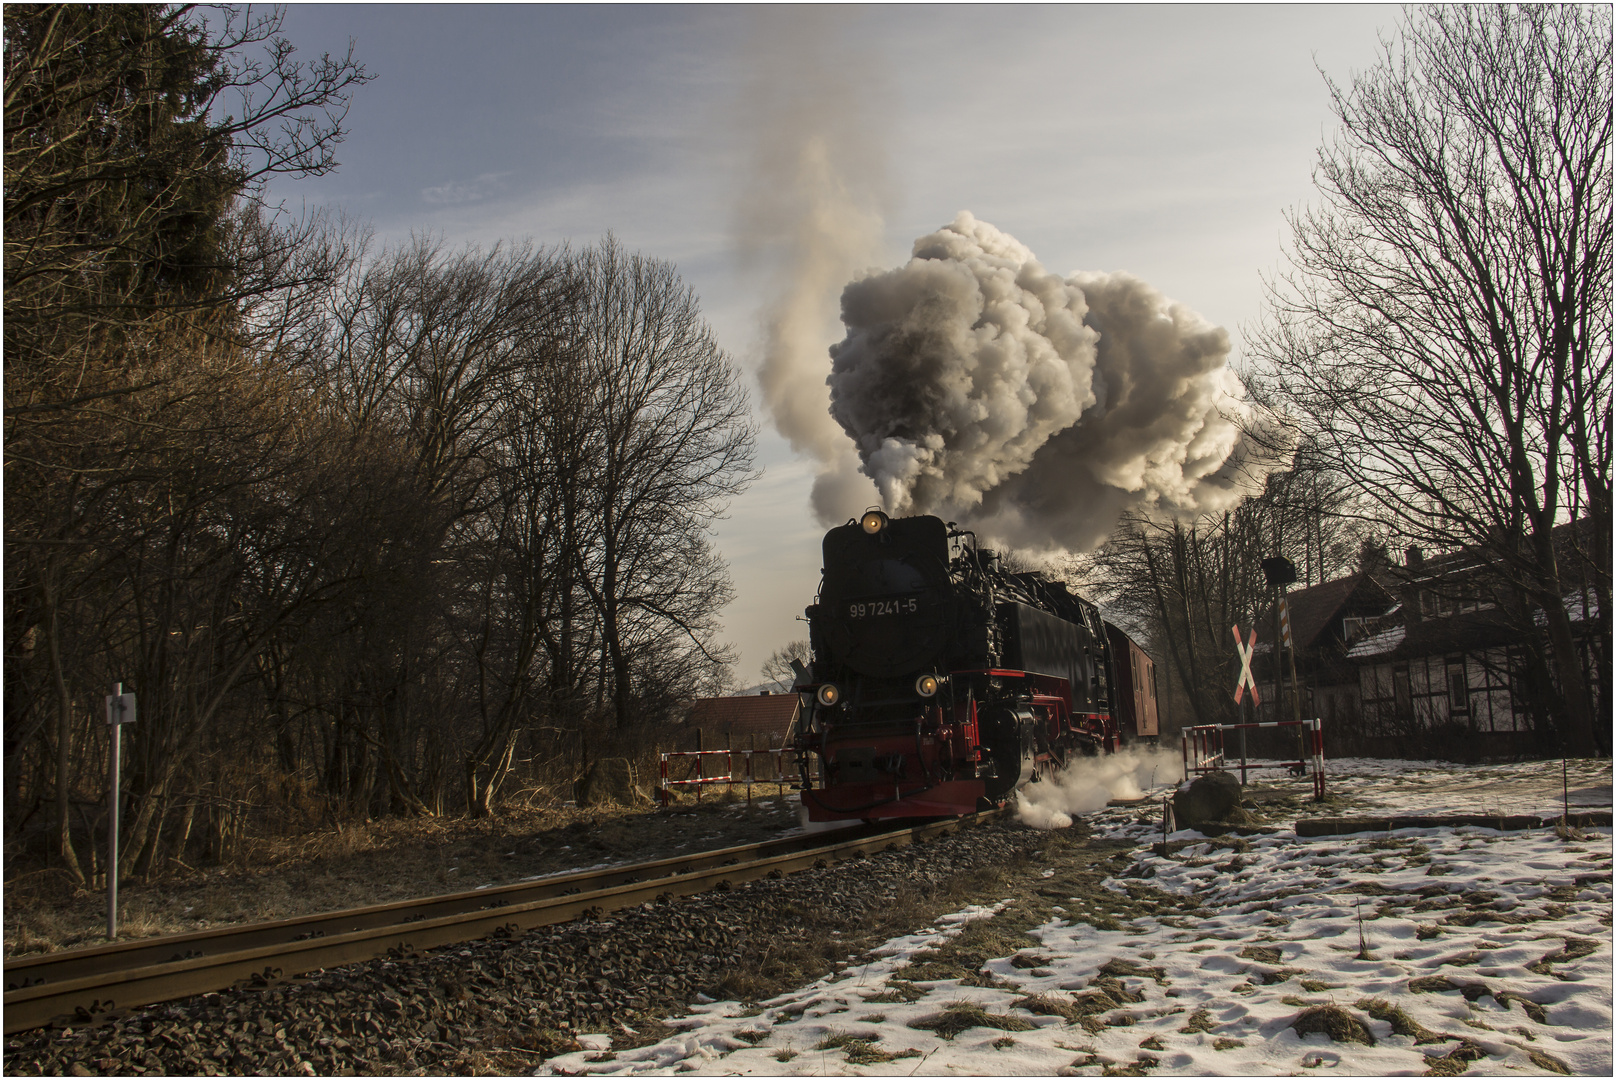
[1180,717,1326,801]
[658,749,795,807]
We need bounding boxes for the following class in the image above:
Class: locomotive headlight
[914,673,940,698]
[816,683,841,707]
[860,510,888,535]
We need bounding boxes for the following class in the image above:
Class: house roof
[1386,517,1604,591]
[688,694,800,740]
[1347,605,1520,662]
[1347,587,1603,663]
[1262,573,1395,652]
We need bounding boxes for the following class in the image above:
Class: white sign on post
[106,691,136,725]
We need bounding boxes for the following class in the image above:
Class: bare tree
[4,3,368,878]
[568,238,757,729]
[1087,454,1372,732]
[1252,4,1611,756]
[760,640,811,692]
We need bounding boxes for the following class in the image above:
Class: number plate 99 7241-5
[847,597,919,619]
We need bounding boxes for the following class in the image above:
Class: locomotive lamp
[914,673,941,697]
[860,509,889,535]
[816,683,841,706]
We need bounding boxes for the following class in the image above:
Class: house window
[1393,666,1412,723]
[1447,663,1469,714]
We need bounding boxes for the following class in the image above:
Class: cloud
[421,170,513,205]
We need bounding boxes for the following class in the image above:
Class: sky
[265,3,1400,688]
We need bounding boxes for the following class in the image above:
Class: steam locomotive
[789,511,1157,821]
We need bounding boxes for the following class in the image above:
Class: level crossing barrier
[1180,717,1326,800]
[658,748,796,807]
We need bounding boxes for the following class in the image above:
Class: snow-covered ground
[540,757,1612,1076]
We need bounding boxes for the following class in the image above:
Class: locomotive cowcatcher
[790,510,1156,822]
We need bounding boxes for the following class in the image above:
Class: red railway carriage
[790,511,1145,822]
[1106,624,1159,739]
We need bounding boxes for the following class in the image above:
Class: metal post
[1274,586,1285,727]
[108,717,120,939]
[105,682,126,940]
[1562,755,1569,826]
[1312,717,1327,801]
[1240,697,1249,786]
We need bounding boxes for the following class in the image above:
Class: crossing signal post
[1261,555,1306,765]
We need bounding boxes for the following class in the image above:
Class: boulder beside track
[1172,770,1242,828]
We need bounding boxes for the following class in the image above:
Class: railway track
[3,811,1000,1035]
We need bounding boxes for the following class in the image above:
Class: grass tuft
[1421,1038,1486,1076]
[1356,997,1448,1044]
[1520,1045,1572,1075]
[908,1001,1035,1040]
[1014,993,1082,1022]
[1292,1005,1376,1047]
[863,982,926,1004]
[1101,1052,1160,1075]
[1177,1008,1216,1034]
[1099,957,1168,984]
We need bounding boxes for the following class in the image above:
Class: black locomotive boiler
[790,511,1157,822]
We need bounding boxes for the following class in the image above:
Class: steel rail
[9,822,885,987]
[4,811,998,1034]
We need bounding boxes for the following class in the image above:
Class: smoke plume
[829,212,1290,550]
[1015,744,1183,830]
[735,10,888,522]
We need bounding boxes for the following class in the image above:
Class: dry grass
[814,1030,922,1064]
[1177,1008,1216,1034]
[1421,1038,1486,1075]
[908,1001,1035,1040]
[899,919,1044,983]
[4,792,803,957]
[1356,997,1449,1045]
[1292,1005,1376,1046]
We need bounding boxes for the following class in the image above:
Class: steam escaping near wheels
[1015,745,1185,830]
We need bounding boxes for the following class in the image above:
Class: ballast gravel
[3,820,1044,1076]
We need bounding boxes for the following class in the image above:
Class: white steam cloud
[1015,745,1184,830]
[829,212,1292,551]
[735,10,887,523]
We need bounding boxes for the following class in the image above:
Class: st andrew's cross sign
[1232,625,1260,705]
